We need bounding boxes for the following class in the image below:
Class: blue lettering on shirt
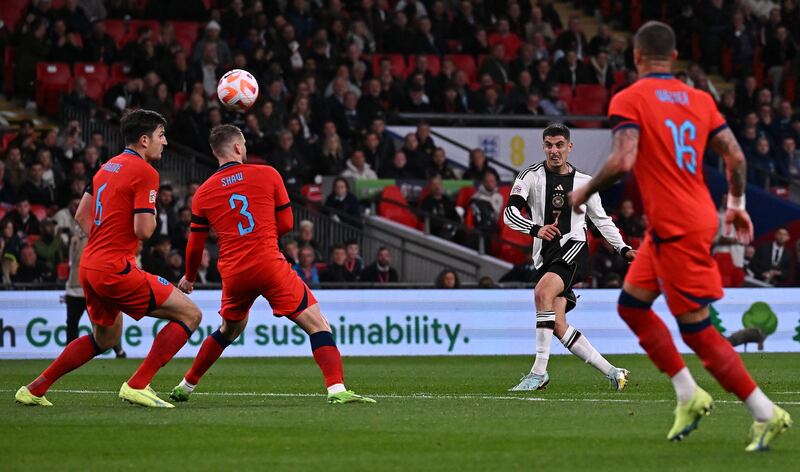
[102,163,123,173]
[220,172,244,187]
[655,90,689,105]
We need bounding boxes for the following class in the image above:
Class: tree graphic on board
[709,304,725,334]
[742,302,779,336]
[793,317,800,343]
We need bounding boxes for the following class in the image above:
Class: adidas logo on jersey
[555,184,564,191]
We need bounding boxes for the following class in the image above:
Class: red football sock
[28,335,101,396]
[185,330,230,385]
[681,322,757,400]
[128,322,190,389]
[618,294,685,377]
[313,346,344,387]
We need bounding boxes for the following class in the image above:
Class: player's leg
[675,305,792,450]
[171,315,249,401]
[509,271,561,391]
[553,294,629,390]
[125,285,202,393]
[292,303,375,404]
[17,313,121,406]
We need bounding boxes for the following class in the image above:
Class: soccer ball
[217,69,259,111]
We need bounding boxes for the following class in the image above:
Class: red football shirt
[81,148,158,271]
[608,73,727,237]
[190,162,290,278]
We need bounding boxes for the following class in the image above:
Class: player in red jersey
[570,22,791,451]
[15,110,202,409]
[169,124,374,404]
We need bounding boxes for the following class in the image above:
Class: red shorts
[220,259,318,321]
[79,260,174,326]
[625,227,723,316]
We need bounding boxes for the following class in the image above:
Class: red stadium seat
[0,0,30,32]
[575,84,608,104]
[570,97,605,128]
[126,20,161,45]
[370,54,407,78]
[103,20,128,49]
[557,83,574,104]
[57,262,70,281]
[446,39,462,53]
[36,62,72,115]
[446,54,477,82]
[30,204,47,221]
[26,234,39,245]
[173,91,188,110]
[713,253,744,288]
[68,77,104,102]
[378,185,420,229]
[1,132,18,153]
[0,206,7,221]
[406,55,441,77]
[172,21,201,54]
[454,186,476,210]
[74,62,109,81]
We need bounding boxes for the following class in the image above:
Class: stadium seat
[68,77,104,102]
[36,62,72,115]
[30,204,47,221]
[378,185,420,229]
[557,83,574,107]
[491,226,529,265]
[570,97,605,128]
[454,186,476,211]
[370,54,407,78]
[575,84,608,104]
[57,262,70,281]
[406,55,441,77]
[446,39,462,53]
[26,234,39,245]
[1,132,18,153]
[713,253,744,288]
[446,54,477,82]
[126,20,161,45]
[0,0,29,32]
[103,20,128,49]
[173,21,201,54]
[74,62,109,81]
[0,206,6,221]
[173,91,188,110]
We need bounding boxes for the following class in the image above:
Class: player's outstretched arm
[133,213,157,240]
[570,127,640,213]
[74,192,94,236]
[710,127,753,244]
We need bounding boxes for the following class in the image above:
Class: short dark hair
[209,124,244,156]
[542,123,570,141]
[120,109,167,146]
[634,21,675,59]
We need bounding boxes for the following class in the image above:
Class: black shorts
[533,240,589,311]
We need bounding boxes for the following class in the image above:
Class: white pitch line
[3,389,800,405]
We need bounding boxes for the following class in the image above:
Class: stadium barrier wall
[1,289,798,359]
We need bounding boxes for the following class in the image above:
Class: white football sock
[671,367,698,403]
[531,311,555,375]
[327,383,346,395]
[179,378,196,393]
[745,387,775,422]
[560,326,613,375]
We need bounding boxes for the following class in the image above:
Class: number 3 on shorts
[229,193,255,235]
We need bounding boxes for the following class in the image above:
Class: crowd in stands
[2,0,800,287]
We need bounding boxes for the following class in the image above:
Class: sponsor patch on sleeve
[149,190,157,203]
[511,184,523,194]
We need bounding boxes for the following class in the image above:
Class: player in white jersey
[503,124,635,391]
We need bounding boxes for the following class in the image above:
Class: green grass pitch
[1,353,797,471]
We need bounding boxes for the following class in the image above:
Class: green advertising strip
[354,179,474,201]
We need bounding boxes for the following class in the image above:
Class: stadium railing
[59,101,219,185]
